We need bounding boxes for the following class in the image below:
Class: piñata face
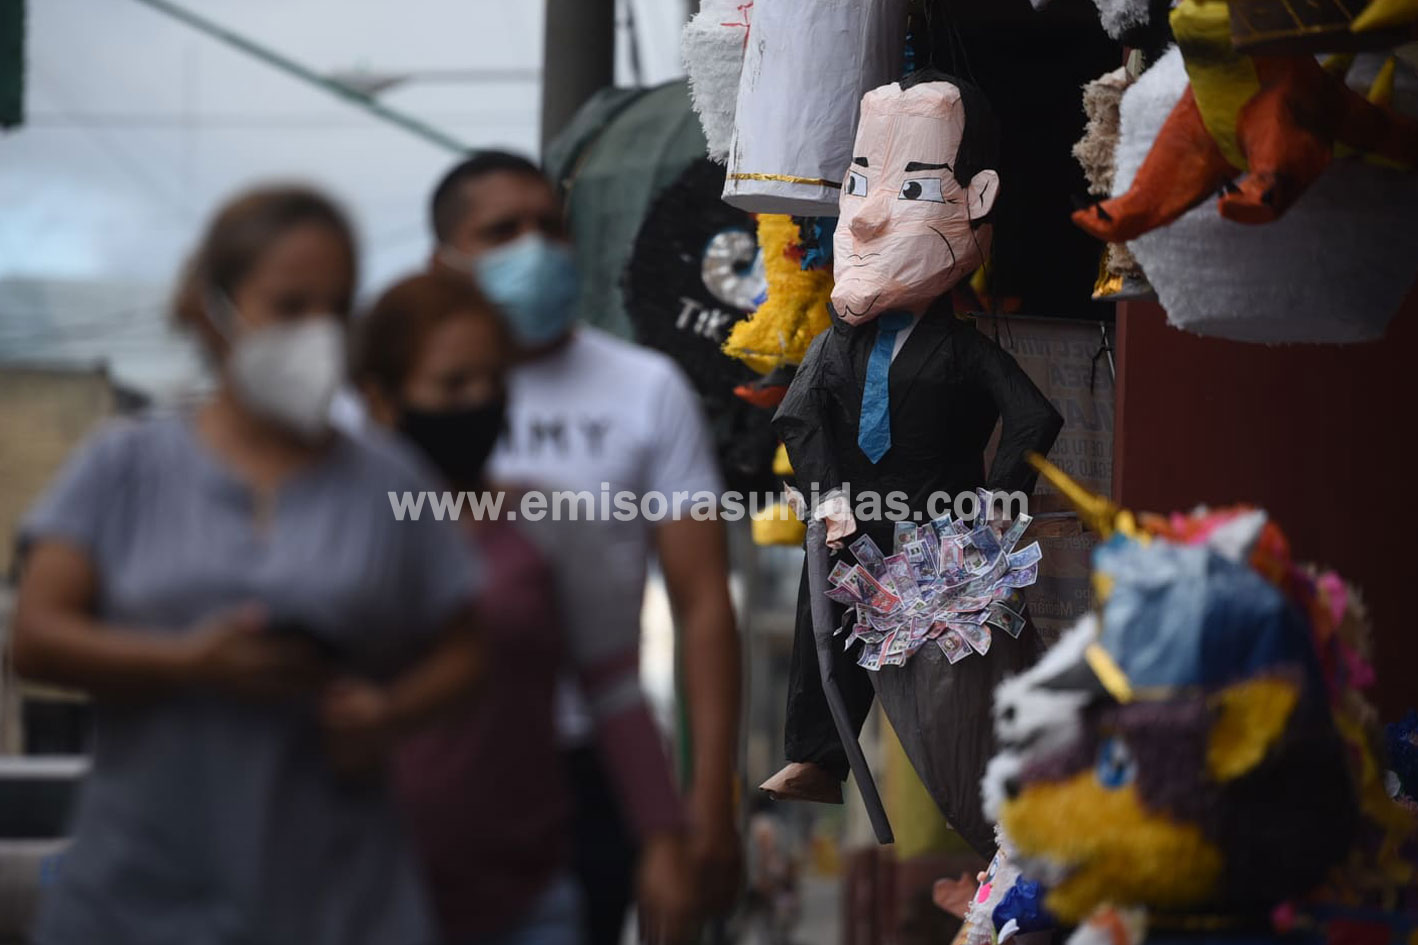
[831,80,999,325]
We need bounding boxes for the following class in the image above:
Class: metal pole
[539,0,615,153]
[130,0,471,154]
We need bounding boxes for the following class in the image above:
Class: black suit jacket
[773,297,1063,545]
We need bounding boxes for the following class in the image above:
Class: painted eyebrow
[903,161,952,172]
[852,156,869,167]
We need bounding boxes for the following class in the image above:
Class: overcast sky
[0,0,688,295]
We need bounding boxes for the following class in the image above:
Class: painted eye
[1095,736,1137,790]
[899,177,946,202]
[845,170,868,197]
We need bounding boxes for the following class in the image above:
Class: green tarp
[546,79,710,339]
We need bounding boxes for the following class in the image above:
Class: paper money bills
[893,521,917,556]
[986,597,1028,639]
[1001,563,1039,589]
[1006,542,1042,571]
[969,524,1001,561]
[937,629,971,664]
[849,534,887,578]
[883,554,921,606]
[902,539,935,583]
[833,512,1043,671]
[999,514,1033,555]
[958,621,993,656]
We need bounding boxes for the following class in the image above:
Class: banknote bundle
[827,496,1042,671]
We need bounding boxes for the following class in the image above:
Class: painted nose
[849,197,891,242]
[1004,776,1022,799]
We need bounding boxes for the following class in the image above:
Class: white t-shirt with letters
[488,326,724,741]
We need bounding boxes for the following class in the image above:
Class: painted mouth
[841,294,881,320]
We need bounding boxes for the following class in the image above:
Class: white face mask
[208,293,345,439]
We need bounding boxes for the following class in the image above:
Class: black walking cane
[804,519,894,845]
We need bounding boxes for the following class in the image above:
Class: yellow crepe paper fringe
[1205,677,1299,782]
[1002,771,1224,924]
[721,214,834,375]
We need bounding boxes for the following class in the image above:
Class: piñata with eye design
[623,158,777,487]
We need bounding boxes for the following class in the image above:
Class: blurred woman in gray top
[10,186,484,945]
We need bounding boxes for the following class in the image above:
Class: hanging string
[1089,323,1116,393]
[968,224,999,315]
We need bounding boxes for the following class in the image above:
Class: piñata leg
[1220,58,1336,224]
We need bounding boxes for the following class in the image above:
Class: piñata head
[983,459,1414,933]
[832,70,1001,325]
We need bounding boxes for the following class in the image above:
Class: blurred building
[0,364,118,577]
[0,275,204,569]
[0,277,207,406]
[0,366,109,941]
[0,276,188,756]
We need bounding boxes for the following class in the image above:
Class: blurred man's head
[429,151,580,351]
[430,150,564,258]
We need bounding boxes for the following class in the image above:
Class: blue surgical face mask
[445,234,579,347]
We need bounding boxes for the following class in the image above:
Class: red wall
[1113,296,1418,720]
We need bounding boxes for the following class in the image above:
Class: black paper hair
[898,67,1000,195]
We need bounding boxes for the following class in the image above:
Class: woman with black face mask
[354,272,695,945]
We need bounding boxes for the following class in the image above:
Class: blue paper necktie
[857,310,914,464]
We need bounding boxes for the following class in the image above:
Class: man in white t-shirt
[427,151,743,944]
